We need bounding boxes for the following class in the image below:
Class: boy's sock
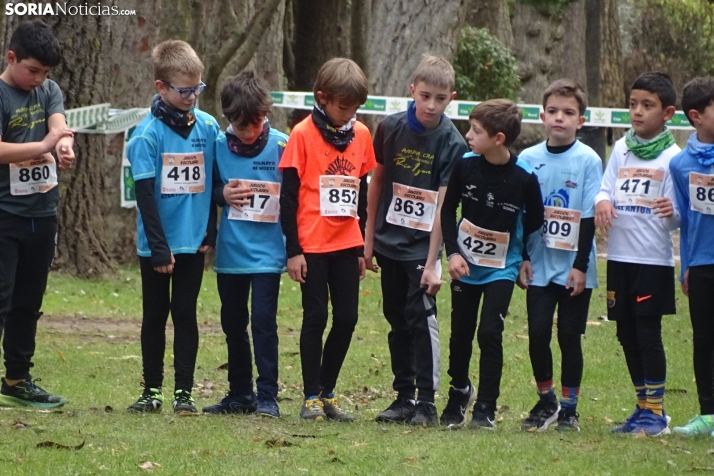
[644,379,665,416]
[537,380,556,402]
[634,381,646,409]
[560,386,580,412]
[3,379,24,387]
[453,385,470,394]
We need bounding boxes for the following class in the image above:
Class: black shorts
[606,261,676,320]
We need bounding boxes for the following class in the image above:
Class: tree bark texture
[464,0,514,50]
[368,0,467,97]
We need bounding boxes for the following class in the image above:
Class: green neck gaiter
[625,127,675,160]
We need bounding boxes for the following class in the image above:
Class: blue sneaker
[202,394,256,414]
[631,409,671,436]
[673,414,714,436]
[256,392,280,418]
[611,406,643,433]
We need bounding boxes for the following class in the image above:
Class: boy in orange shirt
[279,58,376,421]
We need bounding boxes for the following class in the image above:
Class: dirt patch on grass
[40,315,224,337]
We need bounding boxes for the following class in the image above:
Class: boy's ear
[577,114,586,128]
[316,90,326,105]
[688,109,701,125]
[539,111,546,123]
[154,79,167,94]
[450,91,457,101]
[6,51,16,65]
[409,84,415,98]
[663,105,676,122]
[495,131,507,146]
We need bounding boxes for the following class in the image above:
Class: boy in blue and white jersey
[202,72,287,418]
[518,79,602,432]
[670,77,714,437]
[127,40,219,413]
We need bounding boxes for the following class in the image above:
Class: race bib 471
[614,167,664,208]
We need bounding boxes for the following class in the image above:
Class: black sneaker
[440,386,477,428]
[409,401,439,426]
[521,399,560,432]
[203,393,256,414]
[321,394,354,422]
[256,392,280,418]
[468,401,496,430]
[172,389,197,413]
[127,385,164,413]
[375,397,416,424]
[0,378,67,409]
[556,410,580,432]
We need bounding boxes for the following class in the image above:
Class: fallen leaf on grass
[36,439,85,450]
[177,411,199,417]
[498,405,510,413]
[330,457,344,464]
[497,416,504,422]
[217,363,229,370]
[635,429,647,439]
[603,417,614,424]
[253,436,262,442]
[514,334,529,340]
[266,438,297,448]
[660,439,668,445]
[668,460,676,467]
[56,350,66,361]
[689,466,714,472]
[277,397,294,403]
[139,461,161,470]
[328,450,335,455]
[104,406,113,413]
[406,457,416,463]
[402,430,412,435]
[290,434,317,438]
[353,442,366,447]
[666,388,688,394]
[586,321,601,326]
[13,419,28,429]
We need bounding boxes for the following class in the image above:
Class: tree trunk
[368,0,467,96]
[464,0,514,50]
[511,1,587,150]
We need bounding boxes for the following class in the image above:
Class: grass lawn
[1,260,713,475]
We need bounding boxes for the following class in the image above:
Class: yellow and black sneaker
[127,385,164,413]
[0,378,67,409]
[321,394,354,422]
[300,396,326,421]
[172,389,197,413]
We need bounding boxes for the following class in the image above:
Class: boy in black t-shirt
[365,55,467,426]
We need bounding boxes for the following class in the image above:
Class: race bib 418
[161,152,205,194]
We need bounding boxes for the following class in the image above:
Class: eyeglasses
[164,81,206,99]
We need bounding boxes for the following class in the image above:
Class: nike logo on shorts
[636,295,652,303]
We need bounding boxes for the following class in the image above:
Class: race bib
[689,172,714,215]
[543,206,581,251]
[9,153,58,196]
[613,167,664,208]
[160,152,205,194]
[386,183,438,231]
[457,218,510,269]
[319,175,359,218]
[227,179,281,223]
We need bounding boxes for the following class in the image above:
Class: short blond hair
[412,54,455,91]
[152,40,204,82]
[313,58,368,106]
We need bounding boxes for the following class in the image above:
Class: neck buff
[150,94,197,139]
[687,132,714,167]
[226,118,270,158]
[624,127,675,160]
[311,105,356,152]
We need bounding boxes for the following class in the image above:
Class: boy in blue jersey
[518,79,602,432]
[202,72,287,418]
[0,21,74,409]
[126,40,219,413]
[670,77,714,437]
[596,72,680,436]
[441,99,544,429]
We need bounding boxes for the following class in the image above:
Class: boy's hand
[223,180,253,209]
[55,135,75,170]
[42,128,73,156]
[566,268,586,296]
[420,264,442,296]
[358,257,366,281]
[682,268,689,297]
[287,254,307,283]
[595,200,617,230]
[448,254,470,281]
[363,242,379,273]
[198,245,213,254]
[652,197,673,218]
[154,253,175,274]
[517,261,533,290]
